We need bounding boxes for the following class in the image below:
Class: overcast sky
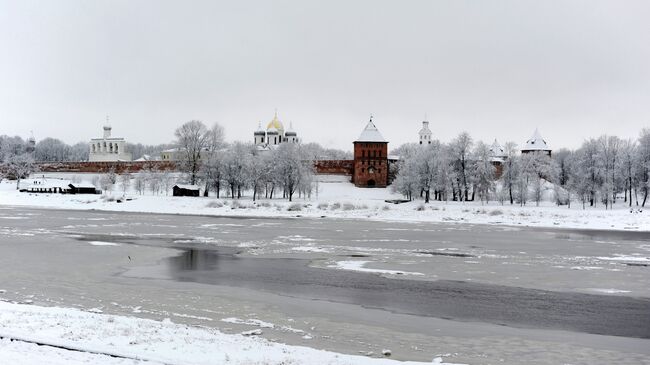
[1,0,648,151]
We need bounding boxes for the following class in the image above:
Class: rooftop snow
[356,120,386,142]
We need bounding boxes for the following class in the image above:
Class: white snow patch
[88,241,120,246]
[328,261,424,276]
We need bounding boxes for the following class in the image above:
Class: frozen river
[1,206,649,364]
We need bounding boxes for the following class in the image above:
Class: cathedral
[254,112,299,150]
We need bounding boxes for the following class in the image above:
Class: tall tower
[419,120,432,145]
[353,116,389,188]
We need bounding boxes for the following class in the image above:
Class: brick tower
[353,117,389,188]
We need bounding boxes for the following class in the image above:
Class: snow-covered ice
[328,260,425,276]
[0,301,464,365]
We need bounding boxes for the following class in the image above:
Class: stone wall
[34,161,177,173]
[35,160,356,176]
[314,160,354,175]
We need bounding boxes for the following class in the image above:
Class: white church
[254,112,299,150]
[89,125,132,162]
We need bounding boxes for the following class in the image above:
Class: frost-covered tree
[637,129,650,207]
[119,173,131,194]
[133,173,146,195]
[272,143,314,202]
[501,142,519,205]
[575,139,604,207]
[472,141,496,203]
[415,143,441,203]
[449,132,473,201]
[391,144,419,201]
[619,139,637,206]
[221,142,251,199]
[4,153,34,189]
[35,138,70,162]
[69,142,90,161]
[174,120,210,185]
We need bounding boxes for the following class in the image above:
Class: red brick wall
[34,161,177,173]
[352,142,389,187]
[314,160,354,175]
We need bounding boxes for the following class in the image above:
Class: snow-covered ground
[0,301,463,365]
[1,173,648,231]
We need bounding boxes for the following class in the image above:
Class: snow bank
[1,176,648,232]
[0,301,463,365]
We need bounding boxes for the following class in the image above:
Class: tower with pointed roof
[353,116,389,188]
[521,129,552,157]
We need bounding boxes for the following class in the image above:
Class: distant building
[521,129,552,156]
[353,117,389,188]
[254,112,299,150]
[418,120,432,145]
[173,184,200,197]
[89,125,132,162]
[160,148,182,161]
[489,139,507,163]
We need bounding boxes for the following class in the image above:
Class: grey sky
[1,0,648,151]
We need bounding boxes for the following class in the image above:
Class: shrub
[382,205,390,211]
[415,204,426,211]
[317,202,329,210]
[257,201,271,208]
[342,203,356,211]
[206,200,224,208]
[287,203,302,211]
[489,209,503,216]
[330,202,341,210]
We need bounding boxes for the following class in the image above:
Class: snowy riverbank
[0,301,464,365]
[1,175,648,232]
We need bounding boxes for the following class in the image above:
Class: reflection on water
[173,249,223,271]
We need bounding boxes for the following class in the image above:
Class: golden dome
[266,113,284,131]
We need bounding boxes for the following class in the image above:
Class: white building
[89,125,132,162]
[418,120,432,145]
[254,113,299,150]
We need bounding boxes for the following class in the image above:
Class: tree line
[174,120,316,201]
[392,129,650,208]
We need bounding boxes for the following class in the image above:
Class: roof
[355,119,386,142]
[489,139,506,158]
[68,183,97,189]
[254,121,265,135]
[174,184,200,190]
[24,179,71,190]
[266,113,284,131]
[522,129,551,151]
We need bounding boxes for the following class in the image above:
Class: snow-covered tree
[35,138,70,162]
[272,143,314,202]
[637,128,650,207]
[4,153,34,189]
[501,142,519,204]
[449,132,473,201]
[119,173,131,194]
[174,120,210,185]
[472,141,496,203]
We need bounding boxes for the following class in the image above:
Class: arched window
[115,144,119,153]
[92,145,96,153]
